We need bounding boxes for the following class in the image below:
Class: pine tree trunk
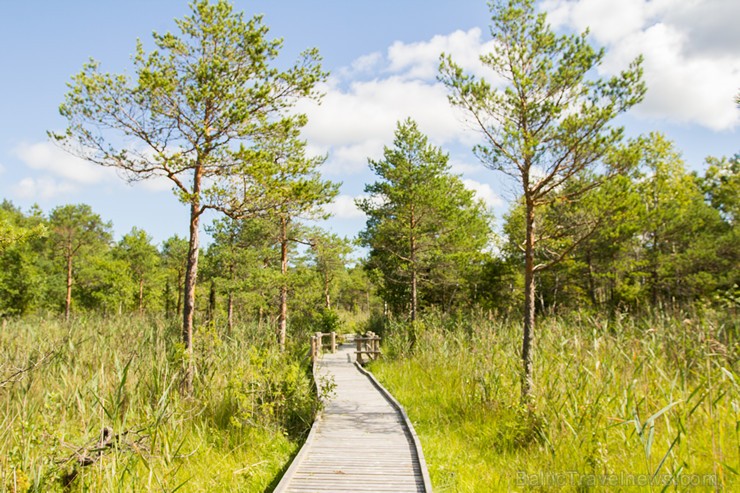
[207,279,216,322]
[138,278,144,315]
[176,273,182,316]
[521,198,536,406]
[164,281,171,318]
[227,263,234,336]
[324,273,331,310]
[278,216,288,350]
[65,249,73,322]
[409,207,418,323]
[227,291,234,336]
[182,168,202,394]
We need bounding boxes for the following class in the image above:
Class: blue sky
[1,0,738,246]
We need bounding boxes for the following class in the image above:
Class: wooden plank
[273,344,431,492]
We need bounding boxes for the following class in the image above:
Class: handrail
[309,331,337,363]
[354,331,381,363]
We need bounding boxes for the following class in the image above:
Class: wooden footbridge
[274,334,432,492]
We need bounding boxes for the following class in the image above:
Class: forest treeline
[1,0,738,490]
[0,202,372,333]
[1,134,736,326]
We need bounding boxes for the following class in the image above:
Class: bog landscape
[0,0,738,491]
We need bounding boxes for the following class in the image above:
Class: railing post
[331,331,337,353]
[310,335,317,363]
[356,336,362,364]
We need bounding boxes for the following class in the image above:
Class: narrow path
[274,344,431,492]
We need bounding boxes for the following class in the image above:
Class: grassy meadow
[0,316,318,492]
[370,310,739,492]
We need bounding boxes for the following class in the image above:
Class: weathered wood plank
[273,344,431,492]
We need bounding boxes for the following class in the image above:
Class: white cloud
[296,27,508,174]
[604,22,740,130]
[133,175,173,192]
[14,177,76,200]
[13,141,116,184]
[299,77,472,175]
[541,0,740,130]
[338,52,383,78]
[387,28,499,81]
[324,194,366,220]
[462,179,504,208]
[449,157,484,176]
[322,140,384,175]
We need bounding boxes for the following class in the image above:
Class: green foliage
[52,0,329,376]
[53,0,327,212]
[506,134,738,314]
[702,153,740,225]
[160,235,189,318]
[440,0,646,401]
[113,228,162,313]
[314,308,341,334]
[309,231,353,310]
[358,118,492,318]
[371,311,739,491]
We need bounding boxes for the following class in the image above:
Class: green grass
[0,315,317,492]
[370,310,739,492]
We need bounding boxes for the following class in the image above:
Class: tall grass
[370,309,739,492]
[0,315,317,492]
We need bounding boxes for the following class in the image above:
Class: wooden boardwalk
[274,344,432,492]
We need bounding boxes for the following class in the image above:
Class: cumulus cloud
[603,23,739,130]
[13,141,116,184]
[14,177,76,200]
[337,52,383,78]
[462,179,504,208]
[295,28,510,177]
[541,0,740,130]
[324,194,366,220]
[387,28,500,81]
[322,140,385,175]
[301,78,463,148]
[299,77,470,175]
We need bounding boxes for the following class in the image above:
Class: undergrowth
[370,309,739,492]
[0,315,317,492]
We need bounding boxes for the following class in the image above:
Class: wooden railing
[310,331,337,363]
[354,331,381,364]
[309,331,382,364]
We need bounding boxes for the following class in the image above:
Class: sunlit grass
[370,310,739,492]
[0,315,316,492]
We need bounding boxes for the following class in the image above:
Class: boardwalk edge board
[274,347,433,492]
[273,362,324,493]
[354,362,434,492]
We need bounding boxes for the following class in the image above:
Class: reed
[370,309,739,492]
[0,315,316,492]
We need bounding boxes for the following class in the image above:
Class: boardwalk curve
[274,344,432,492]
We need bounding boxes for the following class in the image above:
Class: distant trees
[256,134,339,348]
[358,119,492,322]
[48,204,112,321]
[502,134,739,313]
[53,0,326,390]
[114,228,161,314]
[0,202,47,316]
[310,232,353,310]
[439,0,645,403]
